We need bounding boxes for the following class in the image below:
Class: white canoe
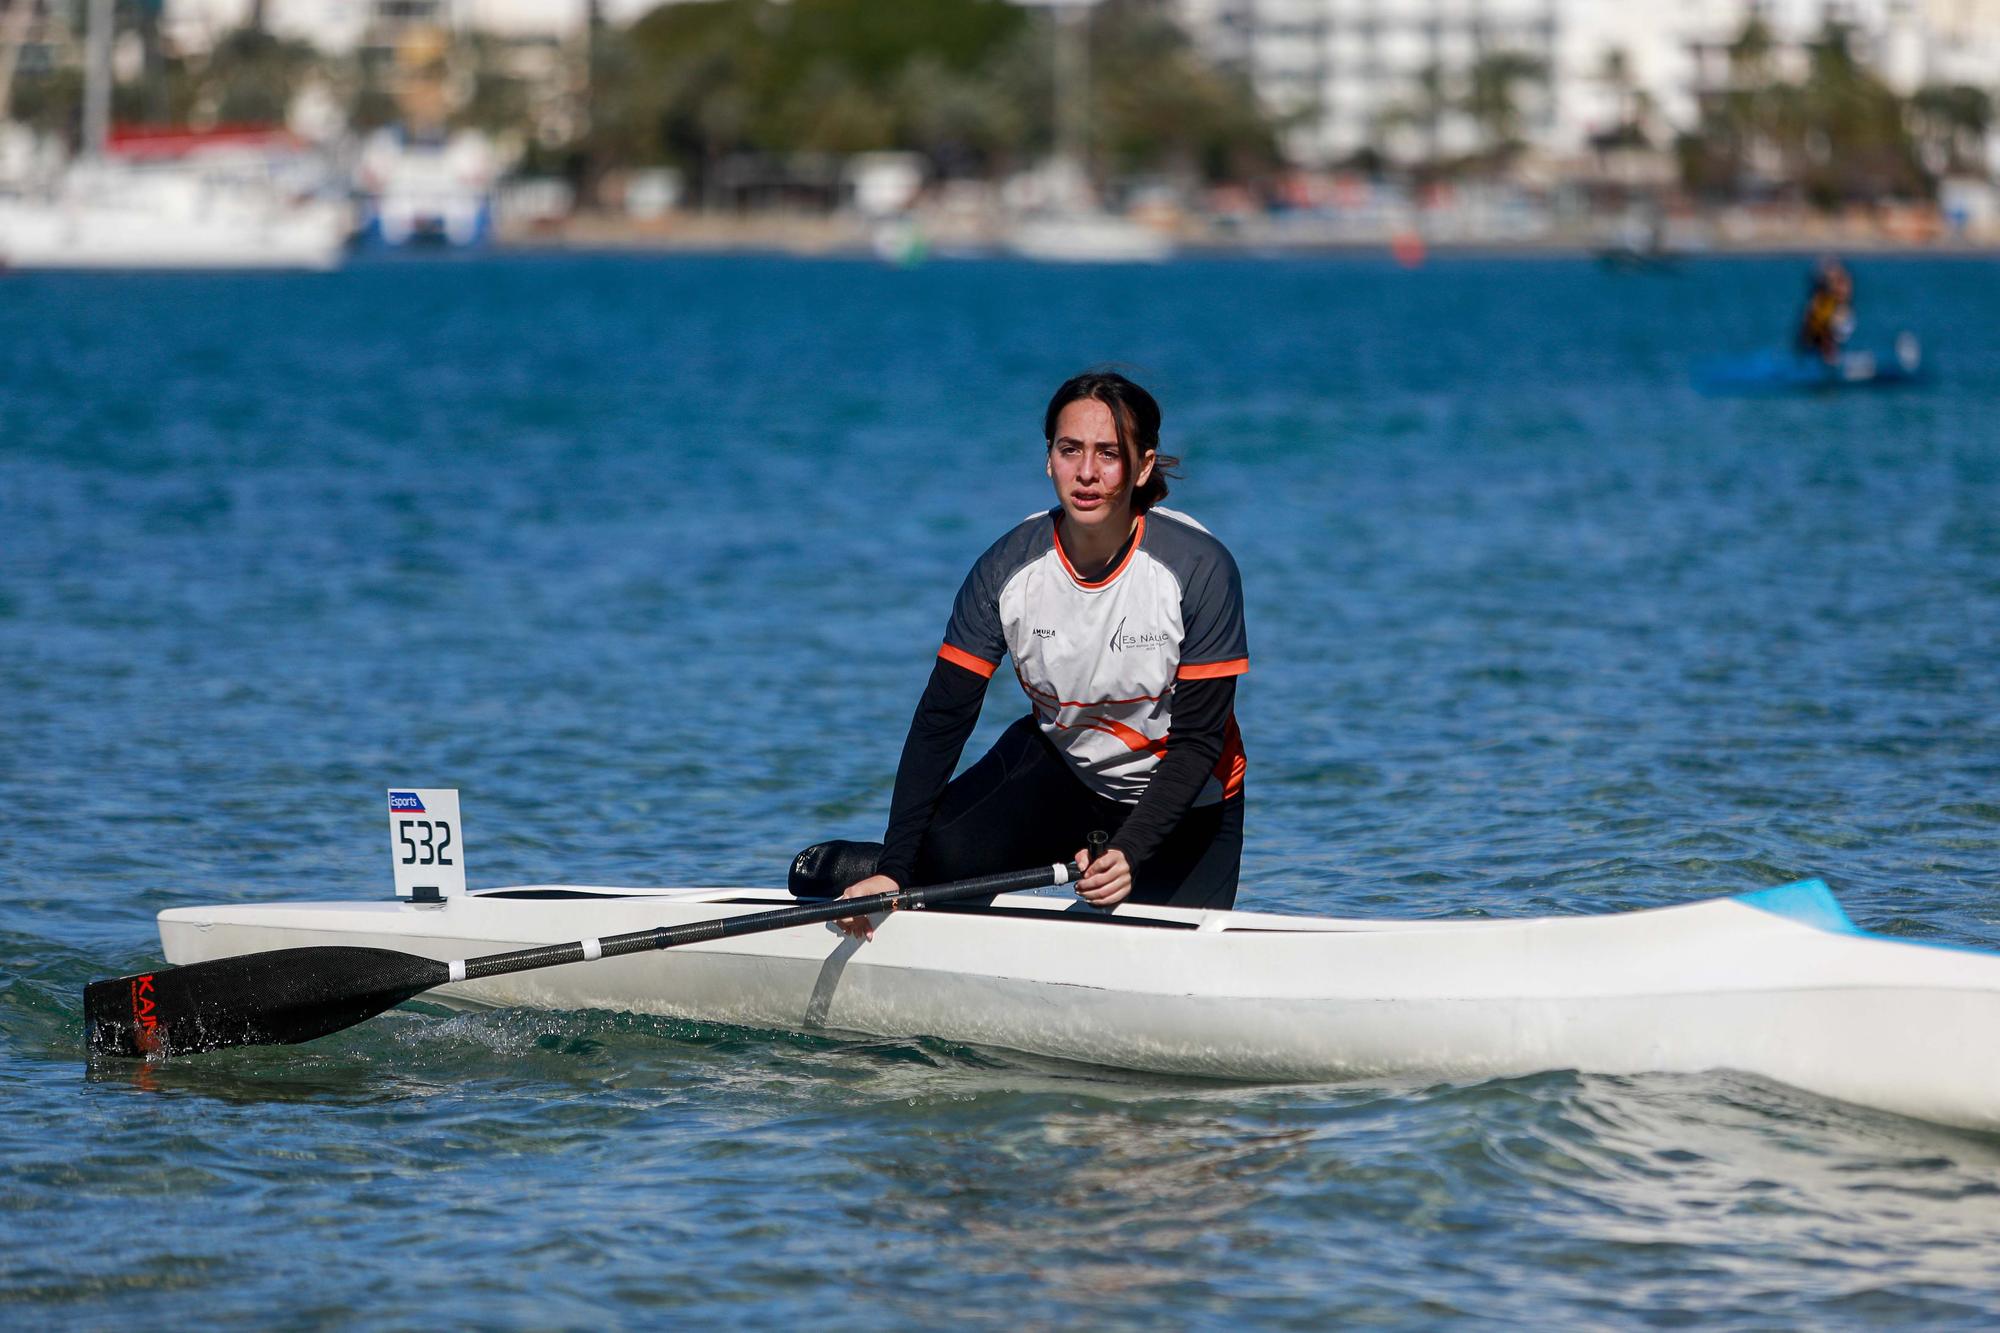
[158,879,2000,1132]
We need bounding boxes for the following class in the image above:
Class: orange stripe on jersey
[1093,716,1169,755]
[1034,710,1169,755]
[1053,514,1146,589]
[1177,658,1249,681]
[937,643,998,678]
[1212,715,1247,800]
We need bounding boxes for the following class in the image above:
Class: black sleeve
[876,658,989,886]
[1107,675,1235,868]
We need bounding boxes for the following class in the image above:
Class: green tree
[891,50,1030,177]
[1373,62,1449,168]
[609,1,774,202]
[1592,46,1649,150]
[202,24,315,126]
[1678,15,1925,208]
[1461,49,1545,166]
[1680,14,1781,197]
[1908,82,1991,178]
[453,32,536,139]
[592,0,1273,201]
[1087,0,1278,184]
[1795,21,1924,205]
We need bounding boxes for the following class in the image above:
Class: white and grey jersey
[939,506,1248,805]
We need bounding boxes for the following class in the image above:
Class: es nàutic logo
[1107,616,1170,653]
[387,791,427,814]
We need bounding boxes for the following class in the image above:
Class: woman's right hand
[835,873,900,941]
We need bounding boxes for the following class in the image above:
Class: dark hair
[1042,370,1181,511]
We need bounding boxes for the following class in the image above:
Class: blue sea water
[3,252,2000,1327]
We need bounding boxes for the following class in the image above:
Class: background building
[73,2,2000,182]
[1178,0,2000,171]
[9,0,2000,243]
[1186,0,1559,168]
[159,0,659,54]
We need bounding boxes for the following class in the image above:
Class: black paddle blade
[84,947,451,1058]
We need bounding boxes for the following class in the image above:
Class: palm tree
[1723,14,1777,176]
[1596,45,1647,147]
[1678,13,1789,198]
[1371,62,1448,171]
[1796,19,1924,204]
[1909,83,1992,177]
[1601,47,1630,111]
[1462,49,1545,166]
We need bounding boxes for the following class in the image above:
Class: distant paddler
[836,371,1249,936]
[1796,255,1855,364]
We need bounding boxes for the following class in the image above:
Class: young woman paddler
[837,371,1249,937]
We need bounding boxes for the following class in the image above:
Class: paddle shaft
[450,860,1080,983]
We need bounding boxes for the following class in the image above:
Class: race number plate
[387,788,465,900]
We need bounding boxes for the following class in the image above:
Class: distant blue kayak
[1696,334,1927,394]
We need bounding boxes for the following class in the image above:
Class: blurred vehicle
[0,127,349,271]
[1696,332,1926,394]
[353,127,497,249]
[622,168,682,221]
[870,216,930,267]
[1003,5,1173,265]
[0,0,345,272]
[1594,206,1682,272]
[1008,210,1172,263]
[846,152,923,220]
[1003,157,1172,264]
[1696,258,1924,393]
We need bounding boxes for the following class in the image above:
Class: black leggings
[912,716,1243,911]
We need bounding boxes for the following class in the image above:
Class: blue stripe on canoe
[1732,879,1861,935]
[1734,879,2000,958]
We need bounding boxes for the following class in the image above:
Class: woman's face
[1046,398,1154,533]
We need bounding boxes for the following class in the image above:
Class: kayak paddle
[85,860,1080,1059]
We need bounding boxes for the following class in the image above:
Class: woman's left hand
[1075,844,1133,907]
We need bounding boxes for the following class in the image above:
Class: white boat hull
[0,201,347,270]
[0,158,349,272]
[1008,213,1173,263]
[157,881,2000,1131]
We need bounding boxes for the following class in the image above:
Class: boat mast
[1052,0,1091,203]
[0,0,36,123]
[82,0,112,158]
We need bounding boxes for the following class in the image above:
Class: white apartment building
[1192,0,1560,165]
[160,0,658,55]
[1183,0,2000,168]
[122,0,2000,174]
[1919,0,2000,88]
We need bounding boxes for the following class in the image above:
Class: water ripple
[5,255,2000,1325]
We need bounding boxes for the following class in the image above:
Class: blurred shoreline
[12,3,2000,275]
[497,210,2000,259]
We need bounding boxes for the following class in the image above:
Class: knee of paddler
[788,840,883,899]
